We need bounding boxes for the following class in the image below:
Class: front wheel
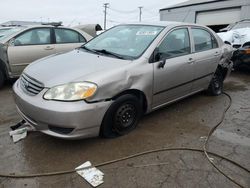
[207,72,223,96]
[100,94,142,138]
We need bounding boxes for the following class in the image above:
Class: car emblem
[23,79,29,89]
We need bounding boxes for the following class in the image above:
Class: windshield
[84,25,164,59]
[0,27,24,40]
[231,22,250,30]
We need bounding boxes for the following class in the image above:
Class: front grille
[20,73,44,95]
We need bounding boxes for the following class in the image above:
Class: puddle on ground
[213,129,250,147]
[224,81,248,92]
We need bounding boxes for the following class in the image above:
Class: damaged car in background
[217,19,250,70]
[13,22,233,139]
[0,23,93,88]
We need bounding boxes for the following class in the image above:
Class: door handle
[188,57,194,64]
[44,46,54,50]
[214,51,220,56]
[158,60,166,69]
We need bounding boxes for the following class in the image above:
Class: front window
[14,28,51,46]
[84,25,164,59]
[158,28,191,59]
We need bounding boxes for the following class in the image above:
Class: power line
[109,7,137,14]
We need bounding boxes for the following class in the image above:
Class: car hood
[24,49,131,87]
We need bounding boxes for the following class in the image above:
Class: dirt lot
[0,72,249,188]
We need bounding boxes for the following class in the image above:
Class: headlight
[44,82,97,101]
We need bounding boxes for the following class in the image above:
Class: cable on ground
[0,92,249,187]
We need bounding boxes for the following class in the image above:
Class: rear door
[152,27,195,108]
[53,28,86,53]
[190,27,221,91]
[7,28,55,75]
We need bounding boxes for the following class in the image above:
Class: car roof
[0,25,91,43]
[118,21,208,28]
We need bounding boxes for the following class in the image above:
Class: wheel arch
[216,65,229,81]
[112,89,148,114]
[0,59,8,79]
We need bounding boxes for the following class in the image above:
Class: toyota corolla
[13,22,233,139]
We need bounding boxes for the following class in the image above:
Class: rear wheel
[100,94,142,138]
[207,71,223,96]
[0,69,5,89]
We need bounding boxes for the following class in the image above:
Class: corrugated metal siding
[196,8,241,25]
[160,0,250,24]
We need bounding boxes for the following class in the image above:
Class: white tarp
[217,28,250,47]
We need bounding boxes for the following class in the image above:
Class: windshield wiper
[93,49,125,59]
[80,46,98,54]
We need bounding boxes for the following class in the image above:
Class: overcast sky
[1,0,187,28]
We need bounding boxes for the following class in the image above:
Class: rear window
[55,28,86,43]
[192,28,218,52]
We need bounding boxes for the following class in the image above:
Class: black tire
[100,94,142,138]
[207,71,223,96]
[0,69,5,89]
[233,59,241,71]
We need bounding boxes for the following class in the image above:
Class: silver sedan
[13,22,233,139]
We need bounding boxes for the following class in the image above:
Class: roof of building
[160,0,230,11]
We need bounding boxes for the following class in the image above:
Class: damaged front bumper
[232,47,250,69]
[13,79,112,139]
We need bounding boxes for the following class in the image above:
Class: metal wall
[160,0,250,24]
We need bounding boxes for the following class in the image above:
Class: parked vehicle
[0,24,92,88]
[219,19,250,32]
[13,22,233,139]
[217,20,250,70]
[232,42,250,71]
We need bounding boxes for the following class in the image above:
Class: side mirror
[14,39,21,46]
[8,38,21,46]
[153,47,160,62]
[8,38,15,46]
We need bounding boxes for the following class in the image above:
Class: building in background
[159,0,250,32]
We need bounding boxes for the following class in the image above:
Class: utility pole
[104,3,109,30]
[138,6,143,22]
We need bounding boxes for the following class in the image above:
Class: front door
[7,28,55,75]
[152,27,195,108]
